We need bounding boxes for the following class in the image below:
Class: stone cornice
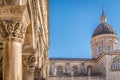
[22,48,36,54]
[49,50,120,63]
[91,34,118,44]
[0,5,31,43]
[0,5,25,20]
[94,51,120,62]
[49,57,94,61]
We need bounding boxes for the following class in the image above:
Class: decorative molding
[22,55,36,69]
[22,45,36,53]
[0,5,25,19]
[40,0,47,16]
[5,0,17,5]
[0,19,26,43]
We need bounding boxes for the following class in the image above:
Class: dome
[92,8,117,38]
[92,23,117,38]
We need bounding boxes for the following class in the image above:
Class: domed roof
[92,23,117,38]
[92,8,117,38]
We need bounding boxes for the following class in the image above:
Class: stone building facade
[49,9,120,80]
[0,0,49,80]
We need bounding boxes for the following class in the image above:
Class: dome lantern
[100,7,107,23]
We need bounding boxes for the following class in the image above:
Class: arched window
[57,66,63,76]
[107,45,112,51]
[111,57,120,71]
[72,66,78,76]
[97,46,102,54]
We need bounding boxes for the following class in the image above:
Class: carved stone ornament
[22,55,36,69]
[0,19,26,42]
[34,66,41,80]
[0,5,25,18]
[34,66,46,80]
[5,0,17,5]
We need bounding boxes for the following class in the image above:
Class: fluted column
[0,19,26,80]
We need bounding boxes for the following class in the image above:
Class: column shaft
[23,70,34,80]
[3,40,22,80]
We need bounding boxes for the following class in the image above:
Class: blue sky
[49,0,120,58]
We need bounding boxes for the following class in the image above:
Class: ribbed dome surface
[92,23,117,38]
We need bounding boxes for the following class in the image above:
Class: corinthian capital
[22,55,36,69]
[0,19,26,42]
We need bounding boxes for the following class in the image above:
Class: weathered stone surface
[0,0,49,80]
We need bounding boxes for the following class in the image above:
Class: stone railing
[49,71,105,77]
[49,76,106,80]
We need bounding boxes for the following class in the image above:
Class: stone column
[0,20,26,80]
[22,53,36,80]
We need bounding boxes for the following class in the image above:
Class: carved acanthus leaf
[0,19,26,42]
[22,55,36,69]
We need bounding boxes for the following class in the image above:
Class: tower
[91,8,118,58]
